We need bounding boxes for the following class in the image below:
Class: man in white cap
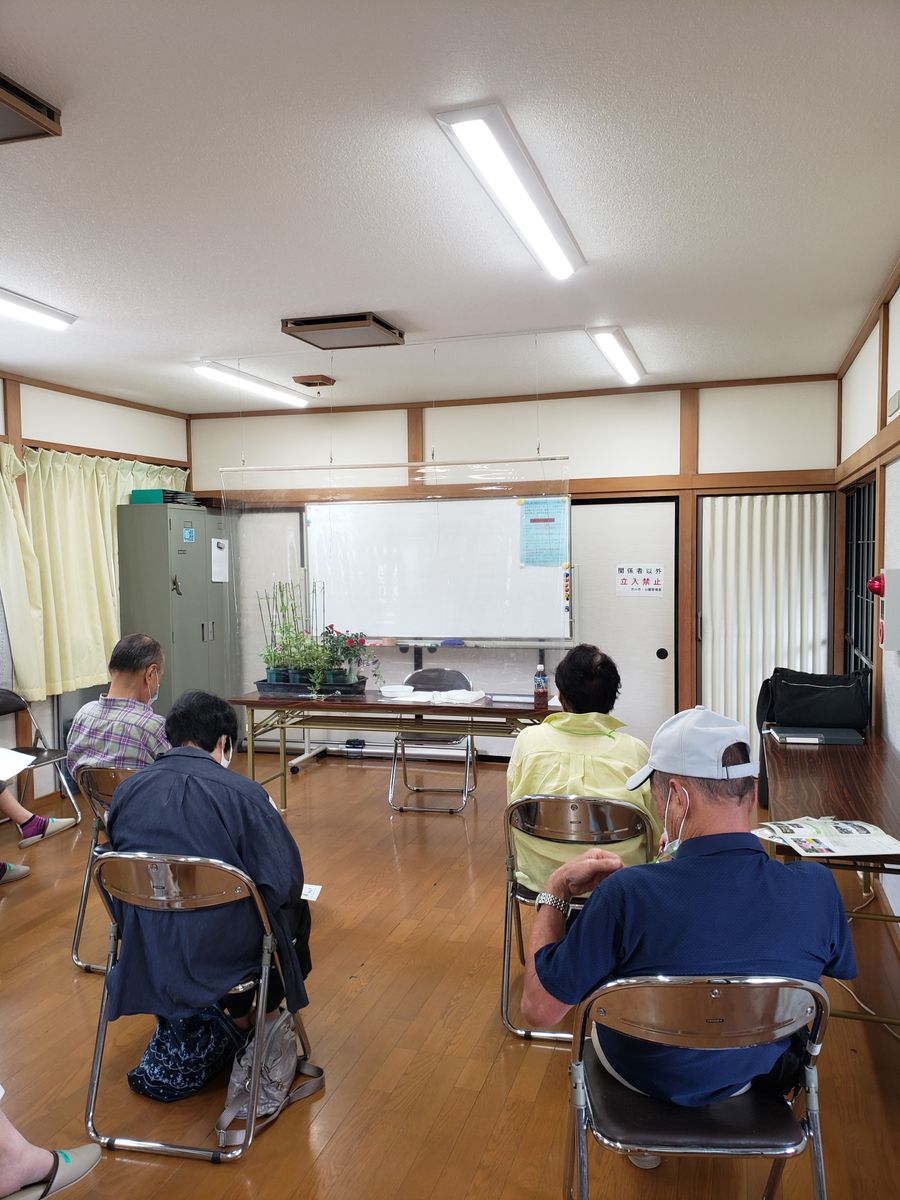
[520,706,855,1162]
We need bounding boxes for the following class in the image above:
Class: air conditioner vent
[281,312,405,349]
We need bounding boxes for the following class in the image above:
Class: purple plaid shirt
[66,695,170,776]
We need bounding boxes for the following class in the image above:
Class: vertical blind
[700,493,832,753]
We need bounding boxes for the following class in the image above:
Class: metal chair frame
[85,851,315,1163]
[387,668,478,814]
[501,795,653,1042]
[565,975,830,1200]
[71,768,136,973]
[0,687,81,822]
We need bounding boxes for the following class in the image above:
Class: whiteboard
[305,498,571,639]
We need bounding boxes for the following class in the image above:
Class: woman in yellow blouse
[506,644,660,892]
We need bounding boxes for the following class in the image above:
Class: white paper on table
[211,538,229,583]
[301,883,322,901]
[753,817,900,857]
[0,748,35,779]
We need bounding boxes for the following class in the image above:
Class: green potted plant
[258,581,304,686]
[320,625,381,685]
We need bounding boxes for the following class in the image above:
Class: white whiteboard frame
[303,492,571,643]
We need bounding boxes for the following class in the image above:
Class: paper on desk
[302,883,322,901]
[0,748,35,780]
[753,817,900,857]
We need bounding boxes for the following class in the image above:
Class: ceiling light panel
[435,104,584,281]
[0,286,77,330]
[587,327,645,386]
[190,360,311,407]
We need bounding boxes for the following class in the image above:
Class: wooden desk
[764,730,900,1025]
[230,691,547,810]
[763,731,900,872]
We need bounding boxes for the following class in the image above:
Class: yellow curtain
[24,449,187,694]
[0,444,46,700]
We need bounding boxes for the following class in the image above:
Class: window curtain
[700,492,832,754]
[0,443,46,700]
[24,449,187,695]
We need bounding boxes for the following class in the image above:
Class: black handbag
[757,667,871,732]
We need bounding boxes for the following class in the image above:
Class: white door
[572,500,677,745]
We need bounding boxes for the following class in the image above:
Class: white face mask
[658,786,689,860]
[147,667,160,707]
[221,737,232,770]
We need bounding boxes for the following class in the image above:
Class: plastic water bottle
[533,662,548,706]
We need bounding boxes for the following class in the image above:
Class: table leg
[247,712,256,781]
[279,718,287,812]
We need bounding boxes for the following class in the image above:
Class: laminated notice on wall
[211,538,230,583]
[616,563,664,597]
[519,497,568,566]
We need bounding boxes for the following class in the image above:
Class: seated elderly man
[507,644,659,892]
[521,706,855,1168]
[66,633,170,777]
[105,690,311,1026]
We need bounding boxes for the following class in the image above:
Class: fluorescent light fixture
[435,104,584,281]
[587,326,645,386]
[0,286,77,331]
[190,360,311,407]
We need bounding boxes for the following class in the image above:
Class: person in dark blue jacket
[105,690,310,1023]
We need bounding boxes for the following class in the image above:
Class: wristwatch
[534,891,570,918]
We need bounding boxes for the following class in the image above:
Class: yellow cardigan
[506,711,660,893]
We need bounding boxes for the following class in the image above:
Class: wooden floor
[1,756,898,1200]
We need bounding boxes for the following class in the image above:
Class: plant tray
[254,679,367,698]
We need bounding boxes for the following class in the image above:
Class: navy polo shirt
[535,833,856,1106]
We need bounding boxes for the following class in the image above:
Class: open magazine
[753,817,900,858]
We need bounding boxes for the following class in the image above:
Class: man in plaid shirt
[67,634,170,776]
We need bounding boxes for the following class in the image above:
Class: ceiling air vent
[281,312,405,349]
[0,72,61,145]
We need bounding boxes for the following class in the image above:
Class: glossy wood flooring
[1,757,898,1200]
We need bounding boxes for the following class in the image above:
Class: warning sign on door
[616,564,664,597]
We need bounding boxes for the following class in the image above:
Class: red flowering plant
[320,625,381,680]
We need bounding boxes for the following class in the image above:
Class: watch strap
[534,891,570,917]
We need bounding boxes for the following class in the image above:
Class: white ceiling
[1,0,898,414]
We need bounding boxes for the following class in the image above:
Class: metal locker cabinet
[205,510,229,699]
[117,504,222,715]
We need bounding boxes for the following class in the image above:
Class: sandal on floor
[5,1145,101,1200]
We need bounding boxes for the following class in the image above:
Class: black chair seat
[13,745,68,767]
[584,1042,806,1155]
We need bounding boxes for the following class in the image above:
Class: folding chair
[71,767,136,973]
[0,687,81,822]
[85,851,322,1162]
[501,795,653,1041]
[388,667,478,814]
[565,975,830,1200]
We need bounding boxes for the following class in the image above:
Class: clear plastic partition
[219,457,572,754]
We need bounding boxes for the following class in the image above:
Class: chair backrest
[405,667,473,691]
[77,767,138,822]
[0,688,28,719]
[91,851,272,931]
[507,794,653,854]
[572,975,829,1059]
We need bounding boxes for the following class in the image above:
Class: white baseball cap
[626,705,758,790]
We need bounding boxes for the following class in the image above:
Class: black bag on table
[757,667,871,733]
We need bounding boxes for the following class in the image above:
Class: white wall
[698,381,837,473]
[424,392,680,479]
[888,291,900,422]
[190,409,409,492]
[19,386,187,462]
[841,326,880,459]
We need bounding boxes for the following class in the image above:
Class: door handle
[209,620,215,641]
[201,621,207,643]
[171,575,182,596]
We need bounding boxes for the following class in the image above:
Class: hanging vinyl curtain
[24,449,187,695]
[700,492,832,753]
